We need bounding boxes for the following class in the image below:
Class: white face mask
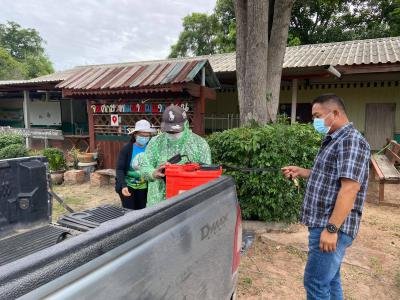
[166,132,183,141]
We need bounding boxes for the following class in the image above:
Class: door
[365,103,396,150]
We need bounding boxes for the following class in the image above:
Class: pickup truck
[0,156,242,299]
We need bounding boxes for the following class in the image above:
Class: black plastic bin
[0,156,50,237]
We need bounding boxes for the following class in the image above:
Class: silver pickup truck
[0,156,242,299]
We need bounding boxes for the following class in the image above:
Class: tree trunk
[266,0,294,122]
[235,0,269,125]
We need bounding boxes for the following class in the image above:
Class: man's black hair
[312,94,346,112]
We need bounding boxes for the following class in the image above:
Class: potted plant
[66,147,80,169]
[42,147,67,185]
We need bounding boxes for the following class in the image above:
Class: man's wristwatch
[326,223,339,233]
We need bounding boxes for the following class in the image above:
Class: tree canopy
[289,0,400,45]
[0,21,54,80]
[169,0,400,57]
[169,0,236,57]
[0,48,27,80]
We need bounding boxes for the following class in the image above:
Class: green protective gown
[140,124,211,206]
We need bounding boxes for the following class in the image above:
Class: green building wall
[280,84,400,137]
[211,84,400,142]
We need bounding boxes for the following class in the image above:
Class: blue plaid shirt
[301,123,371,238]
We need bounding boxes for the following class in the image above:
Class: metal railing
[204,114,240,133]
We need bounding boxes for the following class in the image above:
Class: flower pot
[77,153,94,163]
[50,171,64,185]
[88,152,98,160]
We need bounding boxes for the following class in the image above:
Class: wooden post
[378,182,384,205]
[23,90,31,148]
[201,67,206,114]
[193,97,204,135]
[291,79,298,124]
[70,99,74,134]
[86,100,95,152]
[191,86,206,135]
[198,67,206,135]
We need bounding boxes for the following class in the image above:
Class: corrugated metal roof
[283,36,400,68]
[0,36,398,89]
[69,36,400,72]
[57,59,220,91]
[204,36,400,72]
[0,69,79,87]
[199,52,236,73]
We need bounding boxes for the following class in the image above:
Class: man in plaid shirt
[282,94,370,300]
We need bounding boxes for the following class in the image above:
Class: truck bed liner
[0,225,70,267]
[58,205,129,231]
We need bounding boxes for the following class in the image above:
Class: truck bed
[0,176,239,299]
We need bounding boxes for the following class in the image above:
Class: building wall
[206,90,238,114]
[279,84,400,135]
[212,76,400,142]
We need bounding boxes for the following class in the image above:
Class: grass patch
[241,277,252,286]
[50,183,121,222]
[52,195,87,221]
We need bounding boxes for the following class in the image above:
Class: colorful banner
[91,101,192,114]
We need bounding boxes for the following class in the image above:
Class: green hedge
[0,133,24,149]
[0,133,28,159]
[207,123,321,223]
[0,143,28,159]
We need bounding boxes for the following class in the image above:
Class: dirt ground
[52,180,400,300]
[237,182,400,300]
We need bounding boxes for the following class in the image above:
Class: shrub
[0,133,27,159]
[0,133,24,148]
[207,123,321,223]
[0,144,28,159]
[42,147,66,171]
[28,149,43,157]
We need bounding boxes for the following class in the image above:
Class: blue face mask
[313,118,329,135]
[136,136,150,146]
[313,112,333,135]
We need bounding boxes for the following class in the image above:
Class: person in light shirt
[115,119,156,209]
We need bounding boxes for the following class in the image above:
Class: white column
[23,90,31,148]
[291,79,298,124]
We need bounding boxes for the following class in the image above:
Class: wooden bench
[370,140,400,205]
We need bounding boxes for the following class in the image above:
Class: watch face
[327,224,337,233]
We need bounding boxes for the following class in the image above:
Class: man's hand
[319,229,338,252]
[281,166,310,179]
[121,187,131,197]
[152,164,166,179]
